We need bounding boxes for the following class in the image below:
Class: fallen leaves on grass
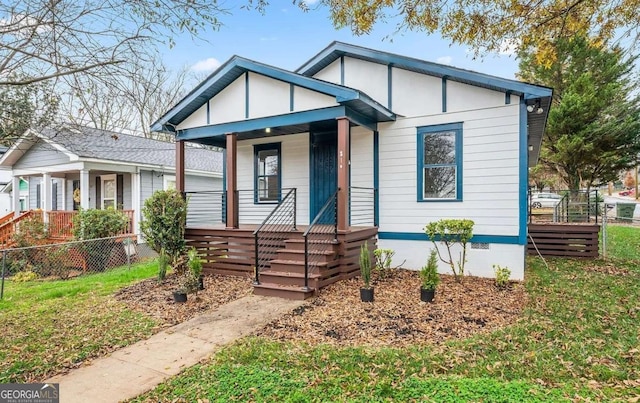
[114,273,253,326]
[257,270,526,347]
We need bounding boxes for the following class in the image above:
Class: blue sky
[161,1,520,80]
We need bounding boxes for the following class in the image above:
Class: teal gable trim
[387,65,392,110]
[296,41,553,100]
[373,130,379,226]
[245,73,249,119]
[378,232,520,245]
[177,106,348,142]
[505,92,511,105]
[289,84,294,111]
[416,122,463,202]
[340,56,345,85]
[151,55,395,132]
[518,99,528,245]
[206,101,210,124]
[441,77,447,113]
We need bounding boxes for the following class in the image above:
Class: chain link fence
[601,201,640,259]
[0,235,158,298]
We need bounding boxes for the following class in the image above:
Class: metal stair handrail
[302,189,339,291]
[253,188,297,285]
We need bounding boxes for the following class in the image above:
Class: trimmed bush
[140,189,187,279]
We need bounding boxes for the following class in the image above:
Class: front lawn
[134,226,640,402]
[0,261,160,383]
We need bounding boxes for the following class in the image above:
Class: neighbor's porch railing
[528,189,601,224]
[47,210,135,238]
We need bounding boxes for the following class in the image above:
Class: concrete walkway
[46,295,303,403]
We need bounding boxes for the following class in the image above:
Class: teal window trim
[253,142,282,204]
[417,122,463,202]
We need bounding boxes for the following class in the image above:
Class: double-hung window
[254,143,281,203]
[417,122,463,201]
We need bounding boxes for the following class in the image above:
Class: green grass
[0,261,159,383]
[604,224,640,263]
[134,228,640,402]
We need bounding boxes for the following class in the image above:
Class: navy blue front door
[310,131,338,222]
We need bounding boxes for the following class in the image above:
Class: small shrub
[187,247,203,279]
[359,241,372,289]
[493,265,511,289]
[11,214,48,247]
[424,218,474,281]
[11,270,39,283]
[373,248,404,280]
[71,208,129,240]
[158,249,169,281]
[419,250,440,290]
[72,208,129,272]
[141,189,187,273]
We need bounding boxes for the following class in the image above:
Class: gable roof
[150,55,395,133]
[296,41,553,100]
[0,126,223,173]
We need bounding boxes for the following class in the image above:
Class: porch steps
[252,283,315,300]
[252,238,341,300]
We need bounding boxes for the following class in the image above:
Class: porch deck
[186,225,378,299]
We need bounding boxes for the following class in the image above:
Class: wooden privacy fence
[527,224,599,258]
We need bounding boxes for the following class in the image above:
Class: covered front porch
[174,112,390,299]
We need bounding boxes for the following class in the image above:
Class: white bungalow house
[151,42,552,299]
[0,126,223,240]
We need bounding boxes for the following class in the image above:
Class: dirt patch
[257,270,527,347]
[114,273,254,327]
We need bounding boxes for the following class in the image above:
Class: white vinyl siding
[293,87,337,112]
[447,81,506,112]
[248,72,290,118]
[312,58,341,84]
[14,140,70,169]
[236,133,310,225]
[377,104,520,237]
[343,56,388,107]
[350,127,374,226]
[391,68,442,117]
[207,75,246,126]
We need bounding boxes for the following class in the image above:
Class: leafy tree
[0,80,59,145]
[519,36,640,191]
[0,1,267,86]
[140,189,187,279]
[307,0,640,62]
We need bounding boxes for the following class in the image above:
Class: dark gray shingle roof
[39,126,222,173]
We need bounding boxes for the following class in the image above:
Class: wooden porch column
[337,117,350,231]
[226,133,238,229]
[175,140,185,195]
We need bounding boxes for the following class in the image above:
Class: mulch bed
[257,269,527,347]
[114,273,254,327]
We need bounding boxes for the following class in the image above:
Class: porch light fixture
[265,127,271,133]
[528,144,534,152]
[527,100,544,115]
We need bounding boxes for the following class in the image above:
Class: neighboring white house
[0,126,223,234]
[151,42,552,282]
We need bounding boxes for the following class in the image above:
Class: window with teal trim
[254,143,281,203]
[417,122,462,201]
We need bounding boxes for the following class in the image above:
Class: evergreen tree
[519,36,640,191]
